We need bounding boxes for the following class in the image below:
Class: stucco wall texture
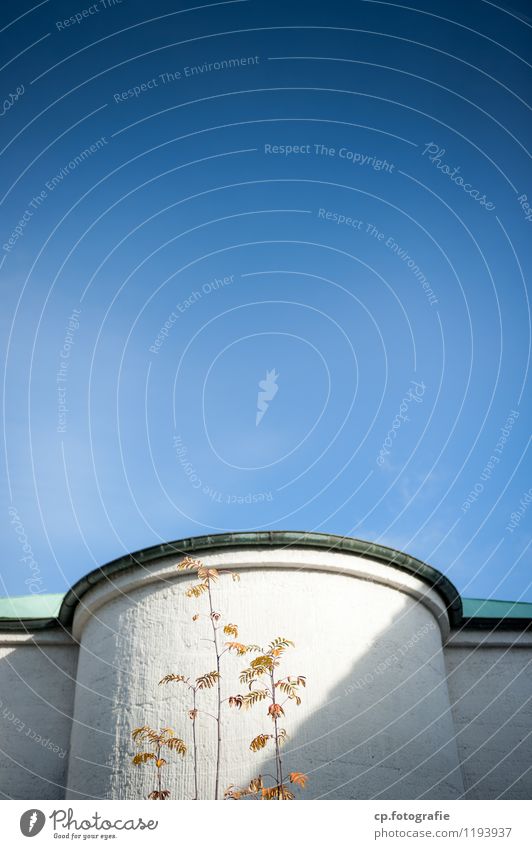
[0,543,530,800]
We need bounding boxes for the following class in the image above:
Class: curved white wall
[0,632,77,799]
[65,547,464,800]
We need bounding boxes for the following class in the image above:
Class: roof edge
[4,532,530,633]
[1,531,463,631]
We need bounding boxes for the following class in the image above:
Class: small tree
[158,555,241,800]
[225,637,308,800]
[131,560,309,801]
[131,726,186,800]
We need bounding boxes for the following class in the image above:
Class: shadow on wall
[1,563,530,801]
[0,638,77,799]
[223,590,464,801]
[112,570,464,801]
[62,564,531,802]
[234,609,532,801]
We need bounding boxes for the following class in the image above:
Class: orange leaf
[289,772,308,788]
[250,734,270,752]
[268,703,284,719]
[226,641,247,655]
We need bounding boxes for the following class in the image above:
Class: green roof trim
[0,593,64,620]
[0,532,530,632]
[461,597,532,620]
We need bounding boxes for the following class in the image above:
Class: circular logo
[20,810,46,837]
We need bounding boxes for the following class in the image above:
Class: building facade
[0,532,530,800]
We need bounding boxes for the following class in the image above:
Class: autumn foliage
[131,726,186,800]
[224,637,307,800]
[131,556,308,800]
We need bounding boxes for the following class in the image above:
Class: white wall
[66,547,462,800]
[0,547,530,800]
[444,631,532,799]
[0,632,77,799]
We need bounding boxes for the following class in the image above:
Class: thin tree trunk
[192,688,198,800]
[207,581,222,800]
[271,671,283,796]
[157,743,162,797]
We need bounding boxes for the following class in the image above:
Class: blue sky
[1,0,531,602]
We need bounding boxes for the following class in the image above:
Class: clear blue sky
[1,0,531,602]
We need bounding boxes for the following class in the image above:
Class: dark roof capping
[0,531,463,632]
[2,531,530,632]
